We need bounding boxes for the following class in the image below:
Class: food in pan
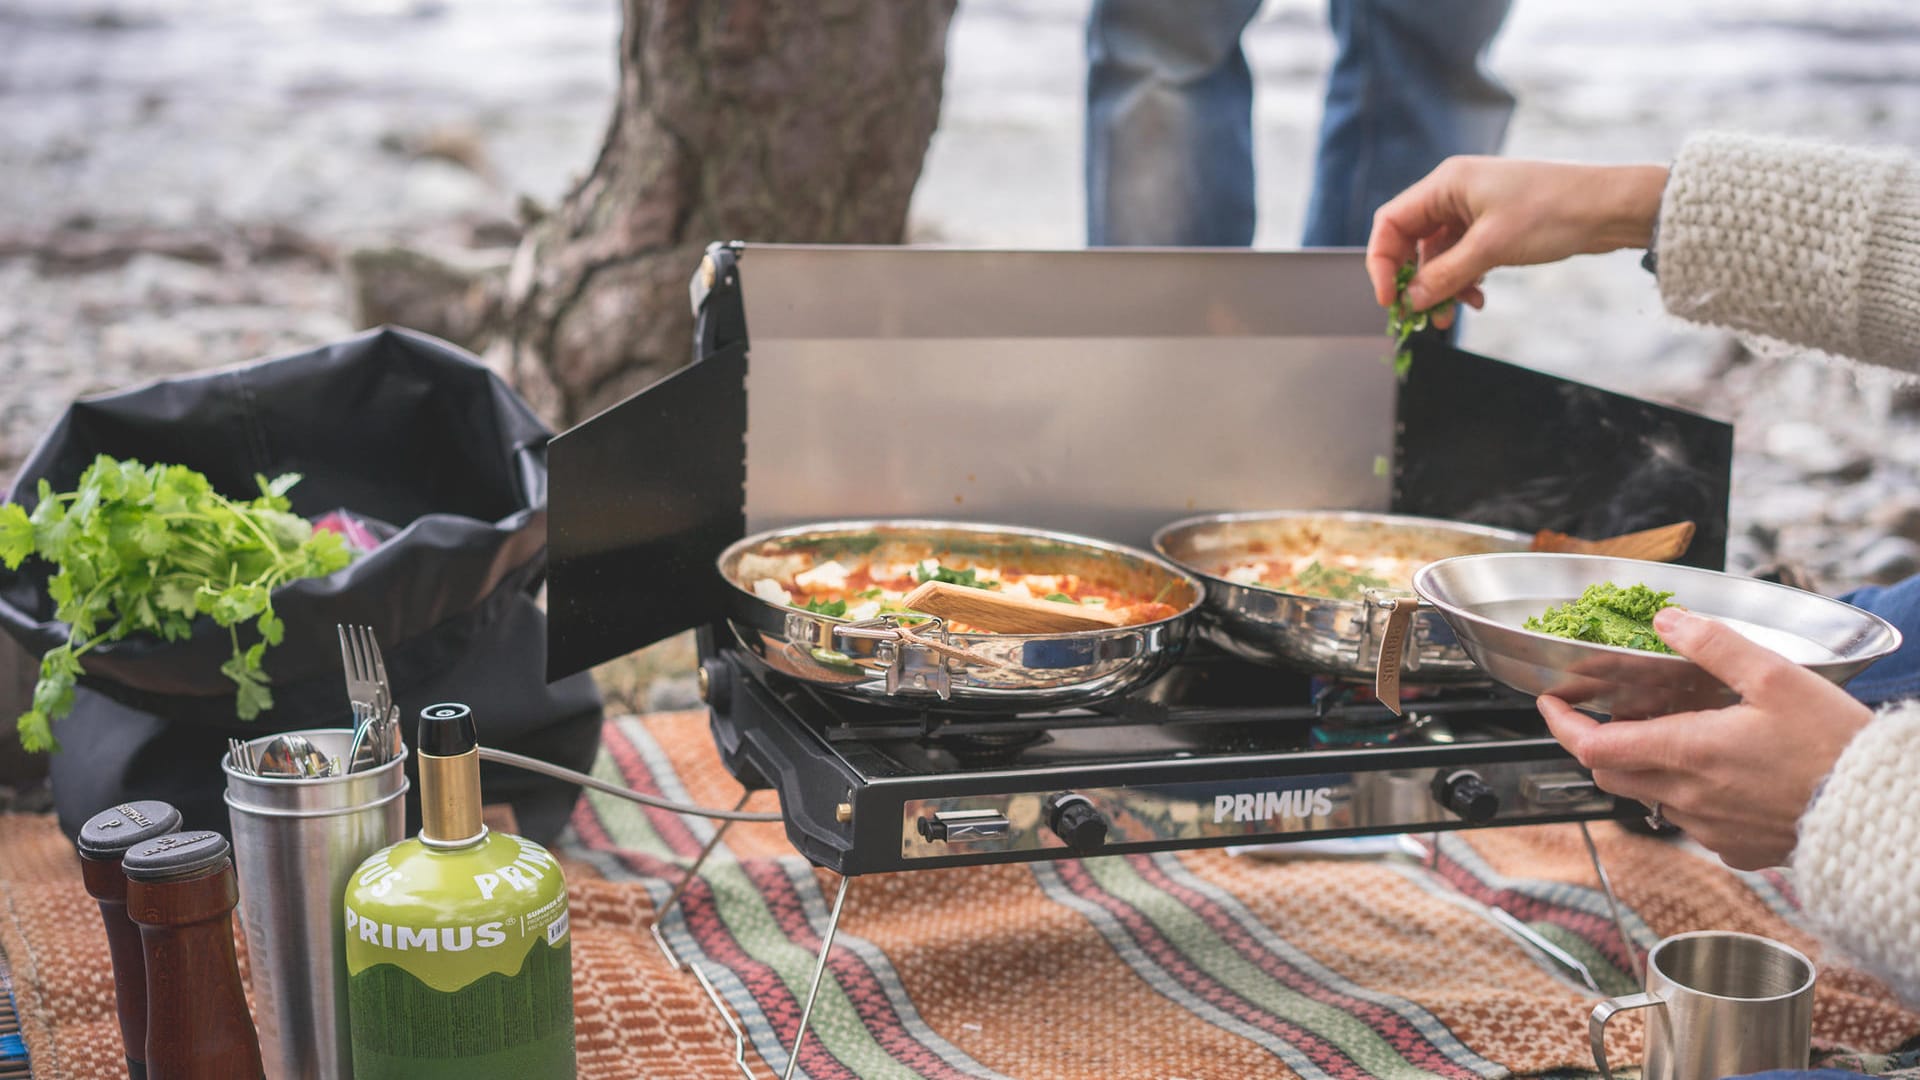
[745,553,1180,631]
[1167,514,1525,603]
[1220,555,1411,600]
[1524,582,1679,654]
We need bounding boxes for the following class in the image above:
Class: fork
[337,625,382,724]
[227,737,254,775]
[340,625,399,764]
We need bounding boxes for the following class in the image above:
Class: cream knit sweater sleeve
[1791,699,1920,1004]
[1658,131,1920,370]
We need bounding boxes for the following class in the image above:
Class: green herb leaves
[912,564,996,590]
[1292,561,1392,601]
[1386,260,1456,380]
[0,455,354,751]
[798,596,848,618]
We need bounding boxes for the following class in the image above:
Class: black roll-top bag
[0,327,600,842]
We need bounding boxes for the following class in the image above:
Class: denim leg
[1836,576,1920,705]
[1303,0,1516,247]
[1086,0,1263,246]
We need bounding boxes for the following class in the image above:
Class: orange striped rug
[3,710,1918,1078]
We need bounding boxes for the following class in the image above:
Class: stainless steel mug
[225,730,408,1080]
[1590,930,1816,1080]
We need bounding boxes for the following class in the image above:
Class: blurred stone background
[4,0,1920,795]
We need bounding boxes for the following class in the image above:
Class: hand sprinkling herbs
[1386,259,1456,379]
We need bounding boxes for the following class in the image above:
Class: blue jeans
[1838,576,1920,705]
[1086,0,1516,247]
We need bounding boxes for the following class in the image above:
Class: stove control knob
[1432,769,1499,824]
[698,657,733,712]
[1047,794,1108,852]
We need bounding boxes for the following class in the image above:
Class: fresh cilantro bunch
[0,456,353,751]
[1386,259,1456,379]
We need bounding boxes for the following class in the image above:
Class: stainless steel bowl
[718,520,1204,711]
[1410,552,1902,716]
[1152,510,1531,682]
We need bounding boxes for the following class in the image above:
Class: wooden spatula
[900,580,1129,634]
[1530,520,1696,563]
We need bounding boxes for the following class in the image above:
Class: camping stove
[698,635,1631,876]
[546,243,1730,1079]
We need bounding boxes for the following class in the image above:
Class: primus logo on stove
[1214,787,1334,824]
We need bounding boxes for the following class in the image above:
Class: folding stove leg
[783,873,853,1080]
[688,956,758,1080]
[650,792,751,970]
[646,793,759,1078]
[1578,821,1645,983]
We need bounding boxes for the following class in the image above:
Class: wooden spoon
[1529,520,1696,563]
[900,580,1128,634]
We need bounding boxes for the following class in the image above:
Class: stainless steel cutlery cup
[1590,930,1815,1080]
[225,729,408,1080]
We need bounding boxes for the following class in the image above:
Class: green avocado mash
[1524,582,1679,654]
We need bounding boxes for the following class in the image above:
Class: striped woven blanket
[558,712,1920,1079]
[2,710,1917,1078]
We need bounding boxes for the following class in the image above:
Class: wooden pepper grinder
[77,800,183,1080]
[123,831,264,1080]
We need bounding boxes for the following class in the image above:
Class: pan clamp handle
[830,615,1006,700]
[1367,590,1425,717]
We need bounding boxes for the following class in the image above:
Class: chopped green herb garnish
[1043,592,1077,604]
[1386,260,1456,380]
[797,596,848,617]
[1291,561,1392,600]
[854,587,883,599]
[912,564,997,590]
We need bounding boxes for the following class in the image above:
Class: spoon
[255,732,332,778]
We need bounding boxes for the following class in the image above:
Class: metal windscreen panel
[546,343,747,679]
[737,246,1396,550]
[1393,339,1732,570]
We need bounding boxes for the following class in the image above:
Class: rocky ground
[3,0,1920,789]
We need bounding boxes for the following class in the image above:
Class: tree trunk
[492,0,956,427]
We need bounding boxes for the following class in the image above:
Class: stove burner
[929,728,1050,766]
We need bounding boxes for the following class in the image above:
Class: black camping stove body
[700,629,1633,876]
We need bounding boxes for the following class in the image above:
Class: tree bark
[493,0,956,427]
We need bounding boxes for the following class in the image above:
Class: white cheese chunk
[847,600,882,622]
[1224,564,1266,586]
[1000,581,1033,599]
[752,578,792,606]
[794,560,850,590]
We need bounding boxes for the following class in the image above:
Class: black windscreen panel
[1393,339,1732,570]
[546,343,747,680]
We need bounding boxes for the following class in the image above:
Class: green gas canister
[344,703,575,1080]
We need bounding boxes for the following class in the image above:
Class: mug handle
[1589,992,1663,1080]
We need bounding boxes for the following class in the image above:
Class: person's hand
[1537,606,1875,870]
[1366,157,1670,326]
